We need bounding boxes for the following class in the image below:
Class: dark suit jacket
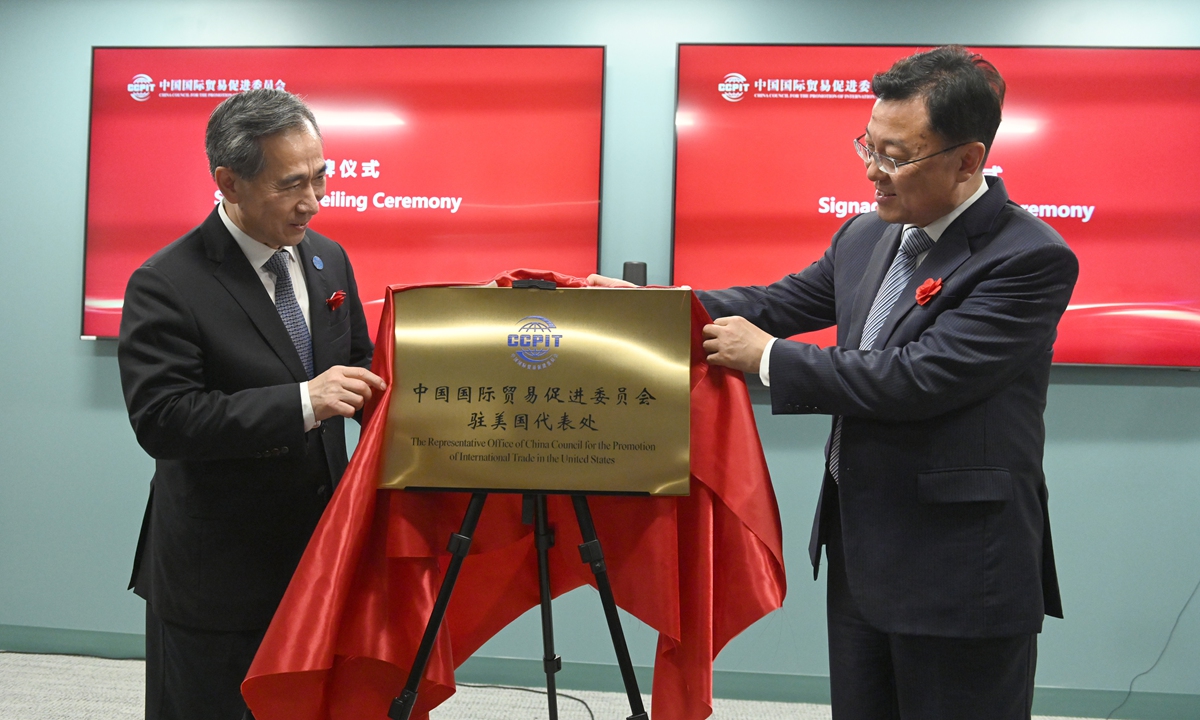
[118,207,373,632]
[699,177,1077,639]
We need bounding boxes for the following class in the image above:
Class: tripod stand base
[572,495,650,719]
[388,689,417,720]
[389,492,651,720]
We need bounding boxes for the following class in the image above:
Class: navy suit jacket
[699,177,1077,638]
[118,207,373,632]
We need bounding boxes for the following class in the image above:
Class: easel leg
[389,492,488,720]
[571,495,650,720]
[531,494,561,719]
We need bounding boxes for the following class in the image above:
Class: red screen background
[84,47,605,338]
[674,45,1200,367]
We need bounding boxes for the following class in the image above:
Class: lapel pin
[312,255,324,270]
[916,278,943,306]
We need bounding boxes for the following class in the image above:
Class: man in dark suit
[118,89,385,720]
[595,46,1077,719]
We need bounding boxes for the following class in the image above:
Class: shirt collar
[908,179,989,242]
[218,201,299,271]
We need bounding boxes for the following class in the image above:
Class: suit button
[282,446,289,455]
[317,484,329,498]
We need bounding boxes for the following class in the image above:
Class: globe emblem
[509,315,563,370]
[719,72,748,102]
[515,316,556,362]
[127,73,154,102]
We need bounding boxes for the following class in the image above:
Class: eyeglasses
[853,134,969,174]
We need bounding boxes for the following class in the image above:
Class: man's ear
[957,142,987,182]
[214,167,241,204]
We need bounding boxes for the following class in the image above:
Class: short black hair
[872,45,1005,152]
[205,88,321,179]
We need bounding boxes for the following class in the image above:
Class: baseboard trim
[459,656,1200,719]
[458,658,831,705]
[3,625,1196,719]
[1032,686,1200,720]
[0,623,144,660]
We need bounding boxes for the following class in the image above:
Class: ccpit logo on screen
[127,74,155,102]
[718,73,750,102]
[508,316,562,370]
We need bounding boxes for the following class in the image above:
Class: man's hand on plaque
[702,316,771,373]
[310,365,388,421]
[586,273,636,288]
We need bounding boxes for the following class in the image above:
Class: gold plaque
[379,286,691,495]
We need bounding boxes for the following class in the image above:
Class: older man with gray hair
[118,88,384,720]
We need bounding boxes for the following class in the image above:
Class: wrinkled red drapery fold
[242,269,786,720]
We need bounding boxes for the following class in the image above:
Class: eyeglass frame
[853,133,971,175]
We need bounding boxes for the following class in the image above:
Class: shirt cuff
[300,381,320,431]
[759,337,777,387]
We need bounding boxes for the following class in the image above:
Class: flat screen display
[84,46,605,338]
[674,45,1200,367]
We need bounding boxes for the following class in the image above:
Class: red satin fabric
[242,269,786,720]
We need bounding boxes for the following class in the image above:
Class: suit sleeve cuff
[300,382,320,431]
[759,337,777,387]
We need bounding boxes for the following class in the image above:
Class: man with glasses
[594,45,1077,719]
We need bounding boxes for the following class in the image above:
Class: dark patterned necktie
[829,226,935,482]
[263,250,314,379]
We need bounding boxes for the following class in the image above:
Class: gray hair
[205,88,321,179]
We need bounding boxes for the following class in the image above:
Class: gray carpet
[0,652,142,719]
[0,651,1089,719]
[437,684,836,719]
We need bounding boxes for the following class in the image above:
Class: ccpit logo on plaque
[508,316,562,370]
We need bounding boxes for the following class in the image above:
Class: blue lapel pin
[312,255,324,270]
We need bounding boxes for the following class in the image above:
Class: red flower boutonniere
[915,278,943,306]
[326,290,347,311]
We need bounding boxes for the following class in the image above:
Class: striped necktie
[829,226,934,482]
[263,250,315,380]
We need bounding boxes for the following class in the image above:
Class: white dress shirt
[218,202,320,430]
[758,179,989,385]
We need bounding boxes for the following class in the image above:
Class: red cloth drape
[242,269,786,720]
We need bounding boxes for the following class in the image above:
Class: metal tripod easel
[387,491,649,720]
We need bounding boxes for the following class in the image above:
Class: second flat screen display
[674,44,1200,368]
